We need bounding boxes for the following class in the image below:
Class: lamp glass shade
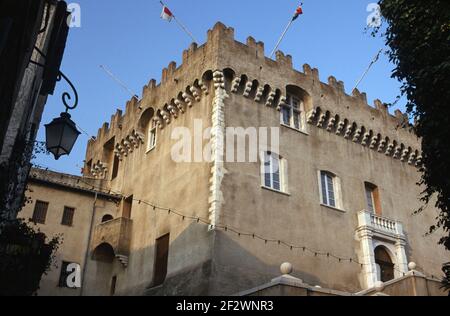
[45,112,80,160]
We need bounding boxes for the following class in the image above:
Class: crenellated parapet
[84,22,422,173]
[84,69,215,169]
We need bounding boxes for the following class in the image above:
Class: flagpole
[100,65,139,100]
[159,0,198,44]
[172,16,198,44]
[270,19,295,59]
[352,49,383,93]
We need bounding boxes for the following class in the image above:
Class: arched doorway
[375,246,395,282]
[91,243,117,295]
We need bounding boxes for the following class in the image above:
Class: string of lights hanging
[29,163,444,282]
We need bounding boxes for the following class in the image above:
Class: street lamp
[45,112,80,160]
[44,71,80,160]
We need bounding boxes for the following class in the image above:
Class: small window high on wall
[281,85,311,133]
[320,172,336,207]
[365,182,382,215]
[261,152,288,193]
[147,119,157,152]
[281,94,303,130]
[32,201,49,224]
[61,206,75,226]
[111,155,120,180]
[319,171,343,210]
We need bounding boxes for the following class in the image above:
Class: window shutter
[32,201,49,224]
[281,158,289,193]
[61,207,75,226]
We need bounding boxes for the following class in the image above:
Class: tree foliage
[0,134,58,295]
[0,219,61,296]
[377,0,450,289]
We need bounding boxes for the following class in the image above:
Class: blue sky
[34,0,405,175]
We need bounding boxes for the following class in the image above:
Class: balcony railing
[370,214,397,234]
[358,210,404,237]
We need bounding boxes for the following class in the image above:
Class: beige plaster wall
[19,181,118,296]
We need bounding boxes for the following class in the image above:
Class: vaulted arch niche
[138,107,155,133]
[92,243,115,263]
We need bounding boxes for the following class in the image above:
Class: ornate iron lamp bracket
[56,71,78,112]
[29,58,78,113]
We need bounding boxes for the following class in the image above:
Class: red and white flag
[292,5,304,21]
[161,6,174,22]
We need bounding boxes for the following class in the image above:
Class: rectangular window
[111,155,120,180]
[61,207,75,226]
[365,186,375,213]
[263,152,284,192]
[321,172,336,208]
[147,120,157,152]
[365,183,382,215]
[153,233,170,287]
[281,95,302,130]
[32,201,49,224]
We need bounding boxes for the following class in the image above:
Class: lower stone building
[19,168,120,296]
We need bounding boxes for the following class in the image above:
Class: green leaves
[0,219,61,296]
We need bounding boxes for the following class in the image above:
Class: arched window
[101,214,114,223]
[375,246,395,282]
[280,85,311,132]
[137,107,156,153]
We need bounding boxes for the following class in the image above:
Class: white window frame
[147,120,157,153]
[280,94,305,132]
[261,152,289,194]
[318,170,343,211]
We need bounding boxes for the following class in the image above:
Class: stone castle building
[21,23,448,296]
